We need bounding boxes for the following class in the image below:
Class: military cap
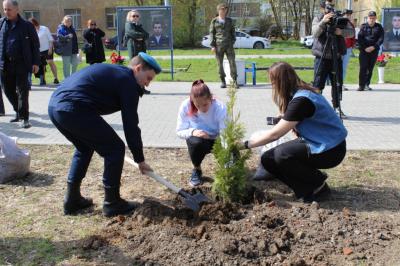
[368,11,377,17]
[138,52,162,74]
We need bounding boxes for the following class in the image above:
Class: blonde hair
[126,10,140,22]
[62,15,72,25]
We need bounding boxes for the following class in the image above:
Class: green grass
[38,53,400,86]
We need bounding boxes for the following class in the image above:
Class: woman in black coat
[83,20,106,64]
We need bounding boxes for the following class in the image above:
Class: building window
[64,9,81,29]
[23,10,40,21]
[105,7,117,29]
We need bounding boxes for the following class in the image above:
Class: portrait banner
[116,6,173,51]
[382,8,400,52]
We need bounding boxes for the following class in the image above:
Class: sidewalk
[0,82,399,150]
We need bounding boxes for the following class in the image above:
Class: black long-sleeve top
[49,64,145,163]
[358,22,384,51]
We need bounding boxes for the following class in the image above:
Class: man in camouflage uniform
[209,3,238,88]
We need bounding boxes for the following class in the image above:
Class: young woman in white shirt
[176,80,227,187]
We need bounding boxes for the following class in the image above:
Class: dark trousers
[359,50,378,88]
[0,60,30,120]
[186,136,215,167]
[313,57,343,108]
[0,86,4,114]
[261,138,346,198]
[48,105,125,188]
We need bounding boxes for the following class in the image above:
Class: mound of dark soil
[101,190,400,265]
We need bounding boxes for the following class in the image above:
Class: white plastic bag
[0,132,30,183]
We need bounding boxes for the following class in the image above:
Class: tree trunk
[268,0,284,39]
[188,0,197,46]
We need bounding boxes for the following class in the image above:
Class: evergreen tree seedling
[212,83,251,203]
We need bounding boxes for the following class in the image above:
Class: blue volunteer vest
[293,90,347,154]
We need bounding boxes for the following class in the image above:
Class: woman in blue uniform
[242,62,347,203]
[48,52,161,217]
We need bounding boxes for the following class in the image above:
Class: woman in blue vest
[242,62,347,203]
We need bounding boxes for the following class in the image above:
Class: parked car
[300,35,314,49]
[201,31,271,49]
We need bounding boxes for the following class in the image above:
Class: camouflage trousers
[215,45,237,80]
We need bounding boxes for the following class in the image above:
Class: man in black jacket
[0,0,40,128]
[357,11,384,91]
[312,0,354,118]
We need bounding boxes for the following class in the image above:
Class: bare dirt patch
[0,145,399,265]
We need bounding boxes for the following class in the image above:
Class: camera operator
[312,0,354,118]
[242,62,347,203]
[357,11,384,91]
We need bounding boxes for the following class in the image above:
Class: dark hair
[29,17,39,27]
[153,21,162,27]
[268,62,318,114]
[188,79,212,116]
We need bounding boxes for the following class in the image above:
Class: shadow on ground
[0,236,154,265]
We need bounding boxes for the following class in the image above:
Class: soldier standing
[357,11,384,91]
[209,3,238,89]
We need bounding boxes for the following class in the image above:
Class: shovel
[124,156,211,212]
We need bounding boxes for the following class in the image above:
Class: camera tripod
[314,25,344,120]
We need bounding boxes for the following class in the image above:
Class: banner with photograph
[116,6,173,51]
[382,8,400,52]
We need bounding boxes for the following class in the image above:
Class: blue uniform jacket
[49,64,145,163]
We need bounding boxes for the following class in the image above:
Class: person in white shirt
[29,18,59,85]
[176,80,227,187]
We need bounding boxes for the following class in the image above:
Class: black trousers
[261,138,346,198]
[186,136,215,168]
[0,86,4,114]
[48,105,126,188]
[0,60,30,120]
[313,57,343,109]
[359,50,379,88]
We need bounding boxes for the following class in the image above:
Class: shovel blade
[179,189,211,212]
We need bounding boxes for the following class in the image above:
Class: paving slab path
[1,82,399,150]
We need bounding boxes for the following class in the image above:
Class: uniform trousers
[215,45,237,80]
[359,50,378,88]
[261,138,346,198]
[186,136,215,167]
[48,104,125,188]
[0,59,30,120]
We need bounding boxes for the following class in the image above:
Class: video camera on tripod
[324,3,349,30]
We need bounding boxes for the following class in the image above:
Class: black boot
[64,182,93,215]
[103,187,138,217]
[220,77,227,88]
[10,114,20,123]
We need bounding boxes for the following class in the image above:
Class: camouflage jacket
[209,17,236,48]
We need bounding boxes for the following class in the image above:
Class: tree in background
[212,85,251,203]
[267,0,319,39]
